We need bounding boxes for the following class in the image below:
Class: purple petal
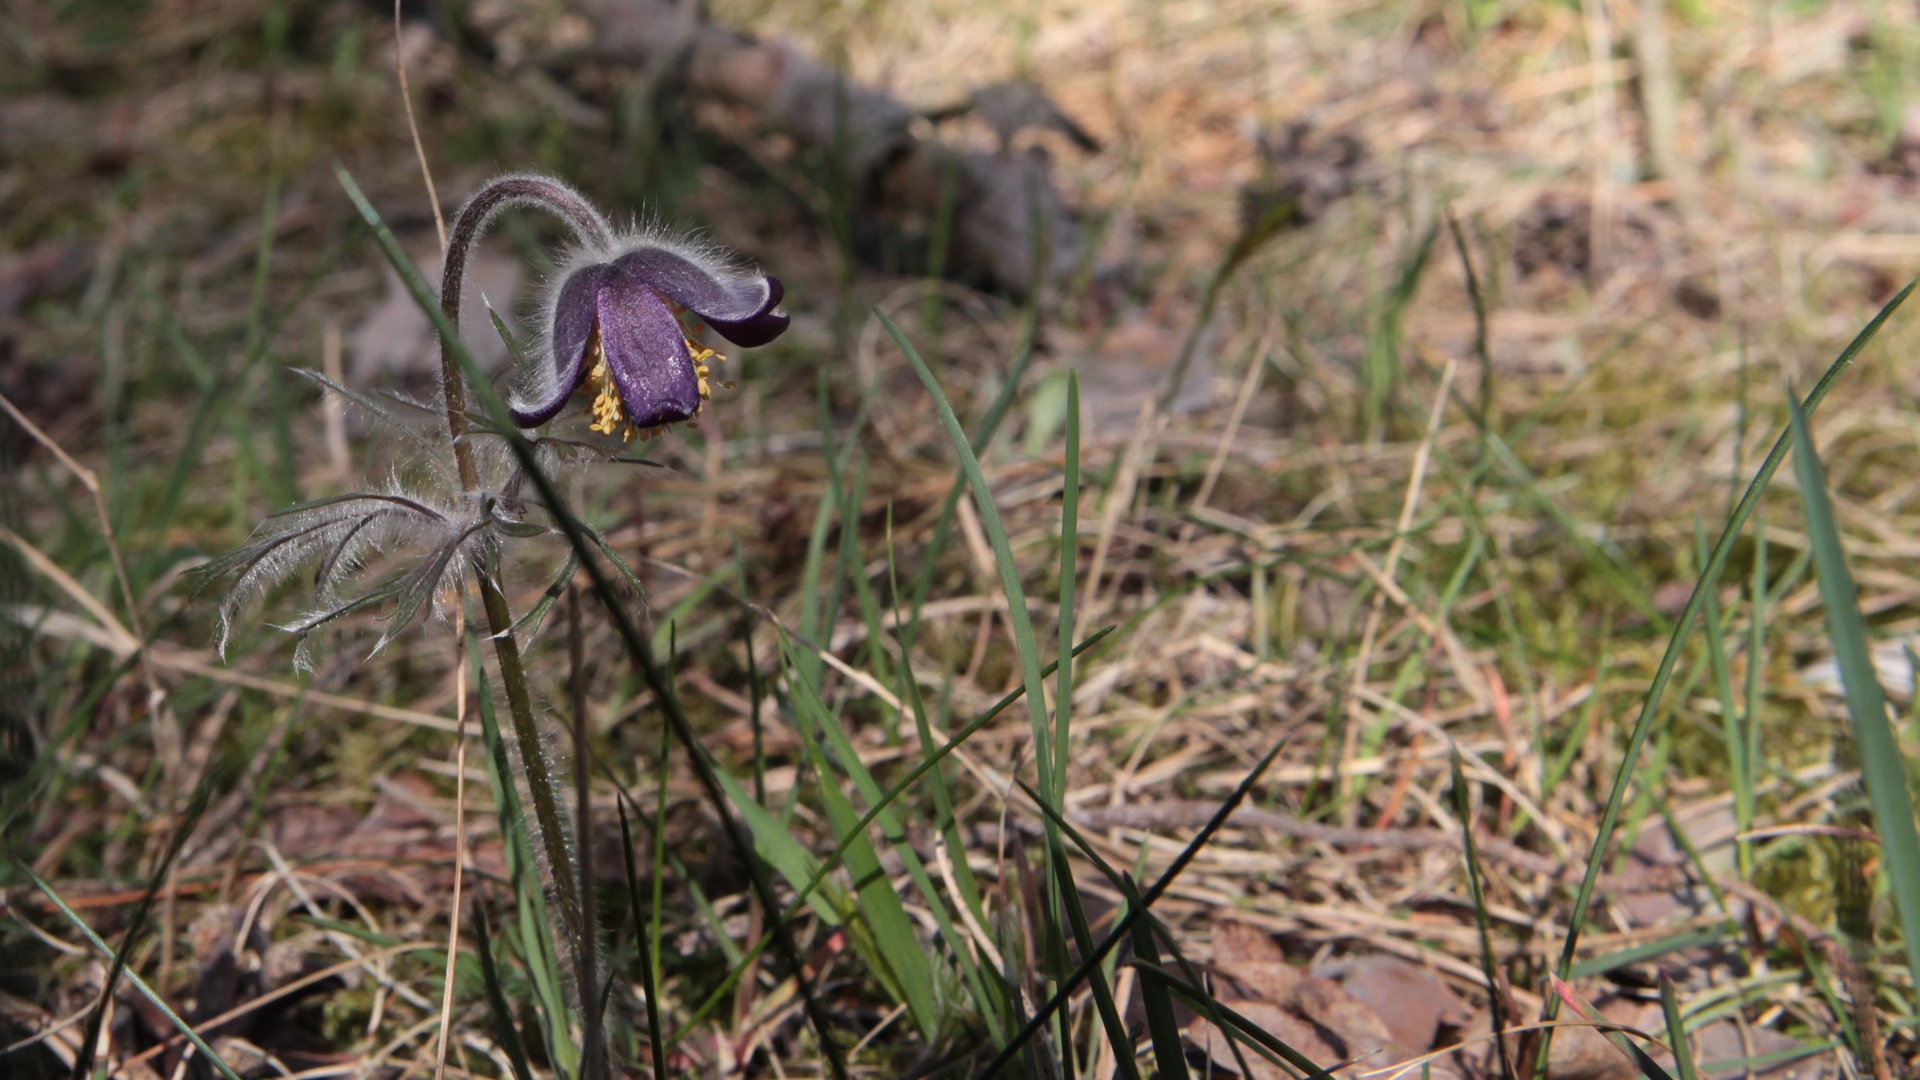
[612,248,790,348]
[510,263,613,427]
[598,270,702,429]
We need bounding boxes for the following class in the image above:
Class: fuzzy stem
[567,586,605,1080]
[436,175,614,999]
[478,553,585,948]
[438,175,614,487]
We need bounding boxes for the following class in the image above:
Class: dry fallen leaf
[1187,999,1344,1080]
[1295,975,1404,1068]
[1212,919,1303,1003]
[1330,953,1473,1056]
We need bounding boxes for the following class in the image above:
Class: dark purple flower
[509,240,788,441]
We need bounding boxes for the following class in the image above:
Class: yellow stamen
[579,328,731,443]
[686,337,721,401]
[583,327,637,442]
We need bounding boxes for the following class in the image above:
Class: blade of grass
[665,629,1115,1050]
[836,460,898,698]
[1054,371,1080,821]
[615,803,667,1080]
[780,645,939,1035]
[1049,846,1141,1080]
[69,758,220,1080]
[470,900,537,1080]
[1121,872,1189,1080]
[887,525,1006,1037]
[1694,521,1748,824]
[1570,925,1731,979]
[1658,971,1698,1080]
[734,546,769,806]
[1740,513,1767,879]
[884,309,1059,809]
[1540,279,1917,1075]
[1548,975,1679,1080]
[1157,194,1302,415]
[779,627,999,1038]
[967,738,1285,1080]
[1452,743,1515,1080]
[471,626,575,1079]
[1788,388,1920,985]
[710,765,847,924]
[1127,962,1337,1080]
[139,207,346,584]
[670,849,747,968]
[794,372,841,693]
[901,307,1039,654]
[19,864,245,1080]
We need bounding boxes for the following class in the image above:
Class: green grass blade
[471,629,574,1077]
[471,900,538,1080]
[1548,976,1679,1080]
[734,547,769,805]
[886,511,998,1023]
[780,647,939,1036]
[711,765,844,924]
[1740,516,1768,878]
[884,309,1059,808]
[139,207,345,584]
[1121,873,1189,1080]
[901,311,1038,650]
[1054,370,1080,811]
[772,625,1117,929]
[667,629,1116,1047]
[1569,925,1731,979]
[1451,744,1515,1080]
[1658,971,1697,1080]
[671,849,746,967]
[1693,522,1749,851]
[1127,962,1337,1080]
[68,759,221,1080]
[616,802,668,1080]
[967,738,1285,1080]
[1022,764,1276,1079]
[19,864,245,1080]
[1788,389,1920,984]
[1544,277,1917,1036]
[1050,846,1141,1080]
[837,461,899,697]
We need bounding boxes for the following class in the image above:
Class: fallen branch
[564,0,1081,294]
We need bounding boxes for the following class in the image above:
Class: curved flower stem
[438,174,614,487]
[435,175,615,1020]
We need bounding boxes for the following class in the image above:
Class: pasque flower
[201,174,792,666]
[509,233,789,442]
